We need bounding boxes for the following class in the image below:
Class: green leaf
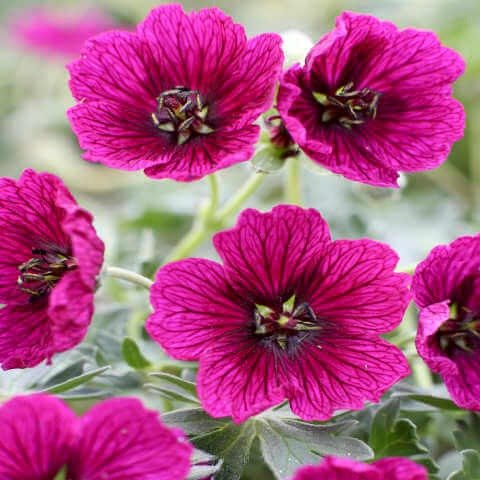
[393,392,462,411]
[42,366,110,394]
[194,421,257,480]
[121,337,151,369]
[448,450,480,480]
[146,372,199,404]
[369,399,439,477]
[454,414,480,451]
[162,408,226,436]
[257,416,373,479]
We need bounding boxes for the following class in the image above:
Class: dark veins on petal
[17,243,77,302]
[436,273,480,356]
[312,81,382,130]
[252,294,323,357]
[151,86,215,145]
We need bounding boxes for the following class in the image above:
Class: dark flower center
[253,295,321,354]
[436,303,480,356]
[312,82,381,130]
[17,245,77,302]
[151,86,214,145]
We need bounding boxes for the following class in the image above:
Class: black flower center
[151,86,214,145]
[253,295,321,355]
[312,82,381,130]
[436,303,480,356]
[17,245,77,302]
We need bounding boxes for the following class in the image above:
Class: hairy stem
[285,157,302,205]
[105,266,153,289]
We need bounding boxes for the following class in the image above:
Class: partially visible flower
[10,7,116,59]
[277,12,465,187]
[68,3,284,181]
[0,393,192,479]
[412,234,480,410]
[147,205,410,423]
[0,169,104,369]
[264,115,299,158]
[292,456,427,480]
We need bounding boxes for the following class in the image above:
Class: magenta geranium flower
[10,7,116,59]
[412,234,480,410]
[0,169,104,369]
[292,456,427,480]
[67,3,283,181]
[146,205,410,422]
[0,393,192,479]
[277,12,465,187]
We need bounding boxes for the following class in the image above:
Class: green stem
[215,171,266,224]
[105,266,153,289]
[285,157,302,205]
[163,174,219,263]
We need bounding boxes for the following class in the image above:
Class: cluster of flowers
[1,3,474,479]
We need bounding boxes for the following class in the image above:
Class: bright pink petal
[48,271,95,353]
[68,398,192,480]
[146,258,249,360]
[197,337,288,423]
[292,456,381,480]
[289,336,410,420]
[68,101,167,170]
[298,239,411,334]
[68,31,157,108]
[143,125,260,181]
[216,33,284,126]
[213,206,331,303]
[0,303,54,369]
[0,394,75,479]
[416,302,480,410]
[137,4,247,96]
[373,457,428,480]
[412,235,480,308]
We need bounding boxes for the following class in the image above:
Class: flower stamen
[152,86,215,145]
[254,295,321,352]
[17,245,77,301]
[312,82,381,130]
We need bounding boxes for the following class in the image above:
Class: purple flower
[277,12,465,187]
[291,456,427,480]
[67,4,283,181]
[0,393,192,479]
[0,169,104,369]
[10,7,116,59]
[412,235,480,410]
[146,205,410,422]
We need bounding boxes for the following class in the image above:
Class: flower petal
[197,337,288,423]
[68,397,192,480]
[298,239,410,334]
[68,31,158,108]
[289,336,410,420]
[292,456,381,480]
[0,394,75,479]
[373,457,427,480]
[412,235,480,308]
[137,4,247,95]
[146,258,250,360]
[213,205,331,304]
[143,125,259,181]
[68,101,168,170]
